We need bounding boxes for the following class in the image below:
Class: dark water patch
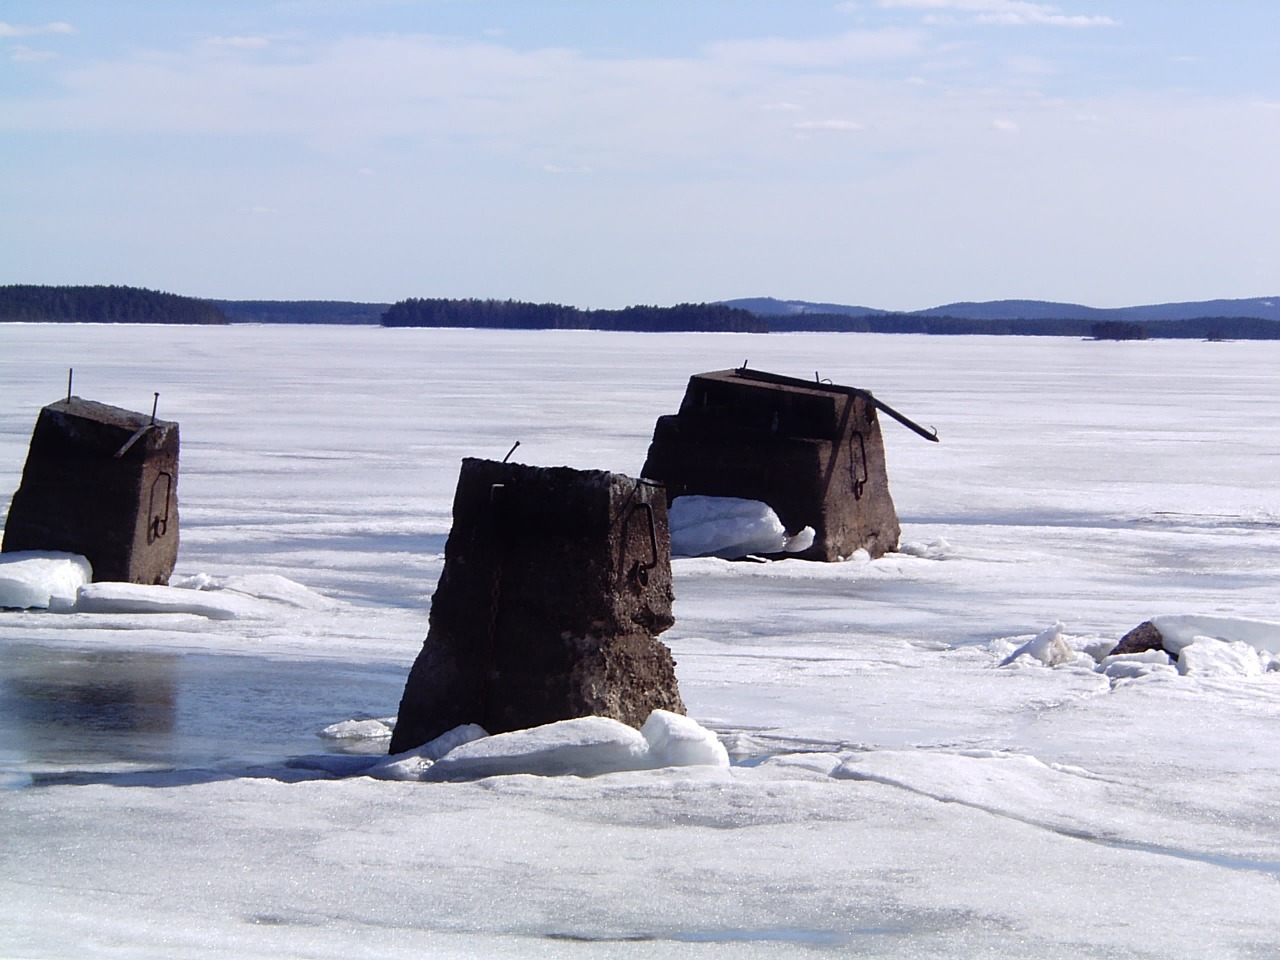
[0,642,404,785]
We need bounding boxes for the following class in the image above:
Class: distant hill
[721,296,1280,338]
[0,285,226,324]
[214,300,389,325]
[912,300,1117,321]
[913,297,1280,323]
[722,296,882,318]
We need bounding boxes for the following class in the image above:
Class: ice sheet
[3,325,1280,958]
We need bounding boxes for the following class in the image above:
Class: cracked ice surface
[2,325,1280,958]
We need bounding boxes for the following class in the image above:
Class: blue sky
[2,1,1277,310]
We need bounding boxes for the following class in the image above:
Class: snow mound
[641,709,730,768]
[76,582,274,620]
[378,712,729,782]
[422,716,651,781]
[669,496,813,559]
[0,551,92,609]
[997,621,1078,668]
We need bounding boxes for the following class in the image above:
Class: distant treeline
[215,300,388,325]
[1090,321,1149,341]
[0,285,226,325]
[381,298,768,333]
[7,285,1279,339]
[764,312,1280,340]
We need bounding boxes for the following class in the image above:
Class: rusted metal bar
[114,423,154,459]
[732,366,939,442]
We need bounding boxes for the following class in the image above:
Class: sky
[2,1,1278,311]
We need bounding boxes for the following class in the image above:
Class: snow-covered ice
[3,324,1280,958]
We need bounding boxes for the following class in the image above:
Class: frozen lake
[2,324,1279,958]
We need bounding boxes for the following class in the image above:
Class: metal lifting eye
[148,471,173,542]
[621,501,659,588]
[849,431,867,501]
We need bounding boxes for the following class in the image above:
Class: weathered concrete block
[389,458,685,755]
[641,368,901,560]
[2,397,179,585]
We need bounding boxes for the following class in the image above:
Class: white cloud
[203,36,272,50]
[0,21,74,38]
[10,45,57,63]
[793,119,865,131]
[880,1,1117,27]
[705,28,924,67]
[992,118,1019,131]
[1004,55,1055,75]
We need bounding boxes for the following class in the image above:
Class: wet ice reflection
[0,644,404,784]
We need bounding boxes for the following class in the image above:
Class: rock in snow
[995,615,1280,681]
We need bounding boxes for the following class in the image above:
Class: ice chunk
[1176,637,1266,678]
[899,538,954,560]
[320,717,397,741]
[1098,649,1172,669]
[782,526,816,554]
[998,621,1076,667]
[1096,650,1178,684]
[376,713,729,782]
[173,572,339,610]
[669,496,791,558]
[368,723,489,782]
[1150,614,1280,656]
[422,716,651,781]
[75,582,273,620]
[0,551,92,609]
[641,709,730,768]
[217,574,341,610]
